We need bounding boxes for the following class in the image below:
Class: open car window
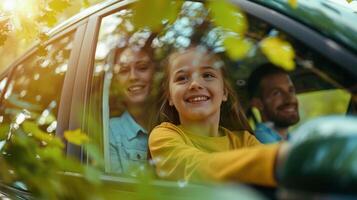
[235,14,356,131]
[90,1,356,176]
[94,7,137,174]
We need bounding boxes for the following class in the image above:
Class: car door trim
[233,0,357,77]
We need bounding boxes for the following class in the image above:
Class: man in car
[247,63,300,143]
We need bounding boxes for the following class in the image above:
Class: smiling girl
[149,45,288,186]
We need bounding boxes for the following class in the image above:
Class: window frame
[72,0,137,167]
[65,0,357,194]
[0,68,12,105]
[233,0,357,78]
[0,20,86,159]
[81,0,357,170]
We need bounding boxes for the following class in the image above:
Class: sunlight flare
[1,0,37,17]
[2,0,16,12]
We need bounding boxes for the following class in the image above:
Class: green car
[0,0,356,199]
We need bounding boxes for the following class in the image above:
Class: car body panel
[234,0,357,81]
[0,0,356,199]
[251,0,357,53]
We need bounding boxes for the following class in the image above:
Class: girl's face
[115,47,155,106]
[168,47,227,125]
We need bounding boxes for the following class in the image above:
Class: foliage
[288,0,298,8]
[0,15,11,46]
[0,0,102,71]
[260,36,296,71]
[207,0,252,60]
[132,0,183,32]
[0,0,301,199]
[64,129,89,145]
[223,36,252,60]
[0,119,106,199]
[207,0,247,35]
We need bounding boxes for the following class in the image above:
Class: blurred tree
[0,0,298,199]
[0,0,102,72]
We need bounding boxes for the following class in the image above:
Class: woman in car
[149,44,289,186]
[108,34,158,174]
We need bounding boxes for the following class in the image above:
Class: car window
[237,14,356,132]
[0,76,8,100]
[0,33,74,141]
[94,3,220,175]
[94,8,134,173]
[297,89,351,124]
[90,1,356,175]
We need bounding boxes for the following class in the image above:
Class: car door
[231,0,357,198]
[71,0,356,199]
[74,0,269,198]
[0,13,87,198]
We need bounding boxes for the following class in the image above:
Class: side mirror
[279,116,357,197]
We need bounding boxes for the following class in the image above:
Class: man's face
[258,73,300,128]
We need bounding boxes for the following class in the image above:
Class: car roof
[42,0,357,54]
[48,0,131,36]
[251,0,357,54]
[50,0,357,54]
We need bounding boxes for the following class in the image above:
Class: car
[0,0,356,199]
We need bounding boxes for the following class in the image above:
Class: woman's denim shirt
[109,111,148,174]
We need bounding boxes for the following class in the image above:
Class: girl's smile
[185,95,210,103]
[168,46,227,126]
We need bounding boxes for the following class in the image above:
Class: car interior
[96,1,356,177]
[0,0,356,199]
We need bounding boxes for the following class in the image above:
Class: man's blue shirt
[255,122,289,144]
[109,111,148,174]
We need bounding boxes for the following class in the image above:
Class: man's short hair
[247,63,288,99]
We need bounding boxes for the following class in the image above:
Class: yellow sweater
[149,122,280,187]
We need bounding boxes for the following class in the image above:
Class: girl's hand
[275,142,291,181]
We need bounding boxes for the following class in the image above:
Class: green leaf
[49,0,71,13]
[346,0,352,3]
[207,0,247,36]
[22,121,63,148]
[17,15,40,42]
[223,36,252,60]
[64,129,89,145]
[288,0,298,8]
[0,123,10,140]
[260,36,296,71]
[37,11,58,27]
[132,0,182,32]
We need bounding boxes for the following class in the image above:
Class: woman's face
[168,47,227,125]
[114,47,155,106]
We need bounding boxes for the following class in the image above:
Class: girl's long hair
[153,45,253,134]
